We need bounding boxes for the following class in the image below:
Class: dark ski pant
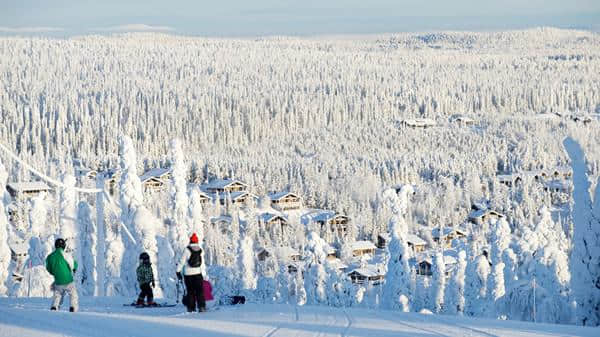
[184,274,206,312]
[138,283,154,303]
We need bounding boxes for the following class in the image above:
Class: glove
[151,281,155,288]
[176,272,182,280]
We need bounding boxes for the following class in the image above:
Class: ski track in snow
[1,298,598,337]
[428,314,499,337]
[341,308,353,337]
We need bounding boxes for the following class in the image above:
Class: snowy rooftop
[431,227,467,238]
[210,215,232,224]
[213,191,258,201]
[401,118,437,127]
[406,234,427,245]
[139,167,171,182]
[260,246,300,261]
[204,178,248,190]
[7,181,51,192]
[350,241,377,251]
[413,253,458,267]
[267,191,300,201]
[378,232,426,246]
[347,264,384,277]
[326,258,348,270]
[258,212,287,223]
[544,179,572,191]
[310,210,349,223]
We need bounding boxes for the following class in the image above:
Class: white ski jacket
[176,243,203,276]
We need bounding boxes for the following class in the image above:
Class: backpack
[187,247,202,268]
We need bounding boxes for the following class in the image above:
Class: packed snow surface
[0,297,597,337]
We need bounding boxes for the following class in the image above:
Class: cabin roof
[350,240,377,251]
[258,212,287,223]
[204,178,248,190]
[267,191,300,201]
[7,181,52,192]
[468,209,504,219]
[260,246,300,261]
[140,167,171,182]
[348,264,384,278]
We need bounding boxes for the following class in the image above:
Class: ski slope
[0,297,596,337]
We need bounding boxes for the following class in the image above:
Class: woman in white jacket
[176,233,206,312]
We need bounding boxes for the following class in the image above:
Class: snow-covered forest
[0,28,600,326]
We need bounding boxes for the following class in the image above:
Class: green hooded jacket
[45,248,78,285]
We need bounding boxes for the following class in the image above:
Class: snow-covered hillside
[0,28,600,332]
[0,297,597,337]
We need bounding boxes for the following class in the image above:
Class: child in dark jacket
[136,252,156,306]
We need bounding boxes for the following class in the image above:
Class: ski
[123,303,178,308]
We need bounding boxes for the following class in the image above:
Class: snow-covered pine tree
[564,137,600,326]
[445,250,467,315]
[295,266,307,306]
[0,161,12,295]
[237,225,257,297]
[382,187,412,312]
[432,251,446,313]
[168,138,189,258]
[487,261,506,318]
[78,201,96,296]
[59,174,81,284]
[118,135,162,297]
[304,231,329,305]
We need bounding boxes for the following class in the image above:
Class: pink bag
[203,280,214,301]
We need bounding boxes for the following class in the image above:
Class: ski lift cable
[0,142,137,244]
[0,142,102,194]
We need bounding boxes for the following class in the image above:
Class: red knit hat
[190,233,199,244]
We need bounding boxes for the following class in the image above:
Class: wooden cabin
[203,178,248,194]
[139,167,172,192]
[350,241,377,257]
[377,233,427,253]
[257,246,301,263]
[348,266,385,285]
[104,169,121,196]
[468,209,504,225]
[314,212,350,237]
[449,115,475,126]
[414,255,458,277]
[268,191,303,211]
[432,228,467,248]
[6,182,52,199]
[407,234,428,253]
[259,213,289,235]
[214,191,258,206]
[400,118,437,128]
[210,215,232,234]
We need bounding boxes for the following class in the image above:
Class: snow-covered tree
[382,187,413,311]
[487,262,506,317]
[446,250,467,315]
[59,174,81,284]
[118,135,162,297]
[564,137,600,326]
[0,162,12,295]
[432,251,446,313]
[78,201,96,296]
[237,228,257,295]
[168,138,189,258]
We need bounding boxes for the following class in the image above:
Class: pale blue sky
[0,0,599,36]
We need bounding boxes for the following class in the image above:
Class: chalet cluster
[4,166,506,286]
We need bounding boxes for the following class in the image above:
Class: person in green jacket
[45,238,79,312]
